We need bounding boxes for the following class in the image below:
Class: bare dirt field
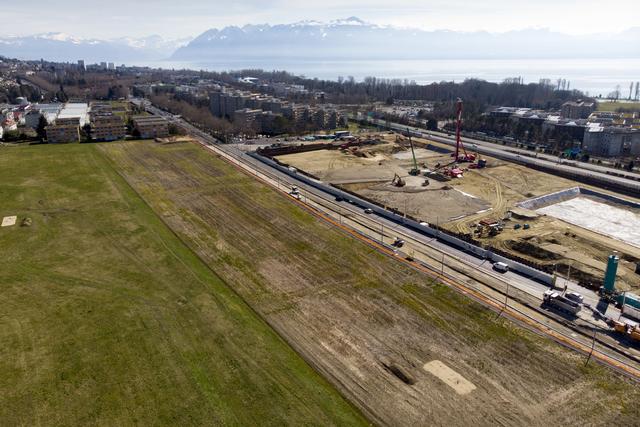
[102,140,640,426]
[277,134,640,291]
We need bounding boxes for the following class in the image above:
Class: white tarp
[1,216,17,227]
[538,197,640,248]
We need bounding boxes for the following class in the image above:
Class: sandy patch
[1,216,17,227]
[423,360,476,395]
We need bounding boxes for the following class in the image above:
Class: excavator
[392,173,406,187]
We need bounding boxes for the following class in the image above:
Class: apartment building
[132,116,169,139]
[583,125,640,157]
[92,115,126,141]
[233,108,263,132]
[561,100,596,119]
[46,118,80,143]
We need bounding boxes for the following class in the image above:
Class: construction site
[270,101,640,293]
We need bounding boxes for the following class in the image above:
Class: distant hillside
[0,33,191,63]
[172,17,640,61]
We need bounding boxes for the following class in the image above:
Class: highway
[356,116,640,196]
[136,98,640,379]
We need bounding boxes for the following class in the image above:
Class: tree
[36,116,48,141]
[81,124,92,142]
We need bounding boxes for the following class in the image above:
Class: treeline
[189,68,586,108]
[0,82,41,104]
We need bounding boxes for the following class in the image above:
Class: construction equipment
[543,290,581,315]
[453,99,476,163]
[391,173,406,187]
[407,134,420,176]
[611,320,640,342]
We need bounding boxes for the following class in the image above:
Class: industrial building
[57,103,89,126]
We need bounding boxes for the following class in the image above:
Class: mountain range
[0,33,191,63]
[1,18,638,64]
[172,17,640,60]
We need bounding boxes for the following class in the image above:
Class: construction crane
[454,99,476,163]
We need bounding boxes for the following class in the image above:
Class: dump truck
[543,290,581,315]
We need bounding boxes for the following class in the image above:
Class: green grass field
[0,144,367,426]
[597,101,640,112]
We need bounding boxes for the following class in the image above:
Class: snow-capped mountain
[172,17,640,61]
[0,33,192,63]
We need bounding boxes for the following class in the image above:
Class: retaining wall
[518,186,640,211]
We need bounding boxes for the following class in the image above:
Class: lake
[141,57,640,97]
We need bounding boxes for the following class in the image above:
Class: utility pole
[585,329,597,366]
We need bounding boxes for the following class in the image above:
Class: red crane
[454,99,476,163]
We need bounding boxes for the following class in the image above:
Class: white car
[493,262,509,273]
[565,292,584,304]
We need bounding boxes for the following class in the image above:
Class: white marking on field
[1,216,17,227]
[537,196,640,248]
[423,360,476,395]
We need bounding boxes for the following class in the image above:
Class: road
[136,98,640,379]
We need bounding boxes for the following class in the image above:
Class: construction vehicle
[407,134,420,176]
[452,99,477,163]
[611,320,640,342]
[543,290,581,315]
[391,173,406,187]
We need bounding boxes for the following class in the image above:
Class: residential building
[234,108,262,132]
[77,59,85,71]
[561,100,596,119]
[91,115,125,141]
[46,118,80,143]
[132,116,169,139]
[583,125,640,157]
[312,109,326,129]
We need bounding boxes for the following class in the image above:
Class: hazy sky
[2,0,638,39]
